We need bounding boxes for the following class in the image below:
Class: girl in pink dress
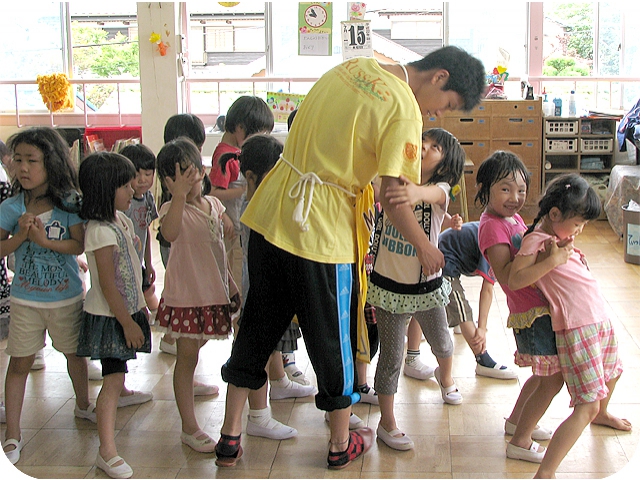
[155,137,239,453]
[508,173,631,478]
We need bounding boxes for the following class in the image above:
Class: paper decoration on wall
[298,3,333,56]
[218,2,240,6]
[348,2,366,20]
[266,92,306,123]
[341,20,372,60]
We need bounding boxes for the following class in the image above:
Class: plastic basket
[545,138,578,153]
[545,120,578,135]
[581,138,613,153]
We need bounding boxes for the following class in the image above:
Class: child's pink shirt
[517,229,611,331]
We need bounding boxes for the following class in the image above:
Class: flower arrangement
[149,31,169,56]
[36,73,73,112]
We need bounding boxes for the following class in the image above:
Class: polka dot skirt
[156,298,232,339]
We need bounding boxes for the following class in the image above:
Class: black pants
[221,231,360,411]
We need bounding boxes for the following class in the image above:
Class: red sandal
[327,427,373,470]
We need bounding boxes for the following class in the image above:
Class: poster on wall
[341,20,372,61]
[266,92,306,123]
[298,3,333,56]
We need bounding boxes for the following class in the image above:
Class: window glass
[0,4,64,112]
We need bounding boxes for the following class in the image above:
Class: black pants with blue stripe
[221,231,360,411]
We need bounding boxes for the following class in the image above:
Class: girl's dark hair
[157,137,211,196]
[408,46,486,112]
[224,96,274,137]
[79,152,136,222]
[119,143,156,171]
[163,113,206,149]
[421,128,465,187]
[475,151,531,208]
[7,127,79,211]
[238,134,283,186]
[526,173,601,235]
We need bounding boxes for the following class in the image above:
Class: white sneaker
[475,362,519,380]
[403,358,435,380]
[88,361,103,381]
[31,349,45,370]
[159,337,177,356]
[74,403,97,423]
[118,390,153,408]
[284,363,311,385]
[358,385,379,405]
[324,411,365,430]
[269,377,318,400]
[246,414,297,440]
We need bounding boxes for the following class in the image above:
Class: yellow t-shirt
[242,57,422,264]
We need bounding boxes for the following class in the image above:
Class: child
[508,173,631,477]
[76,152,152,478]
[366,128,465,451]
[120,144,160,317]
[233,133,316,442]
[1,127,94,465]
[155,137,239,453]
[210,96,274,305]
[0,154,11,425]
[477,151,563,464]
[439,221,517,379]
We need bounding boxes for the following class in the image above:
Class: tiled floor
[2,220,640,478]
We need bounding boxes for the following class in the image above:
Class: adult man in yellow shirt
[216,46,485,469]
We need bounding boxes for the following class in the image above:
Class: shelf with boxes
[425,98,542,221]
[542,116,617,218]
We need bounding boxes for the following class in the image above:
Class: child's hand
[222,213,235,240]
[449,214,463,230]
[26,216,48,246]
[165,163,199,198]
[469,326,487,353]
[546,236,574,267]
[77,256,89,273]
[145,265,156,285]
[122,319,145,349]
[16,213,35,241]
[386,175,423,207]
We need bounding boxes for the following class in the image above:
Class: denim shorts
[513,314,557,356]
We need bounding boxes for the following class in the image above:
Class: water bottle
[553,97,562,116]
[543,94,554,117]
[568,90,577,117]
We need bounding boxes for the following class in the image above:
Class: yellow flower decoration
[149,32,161,44]
[36,73,73,112]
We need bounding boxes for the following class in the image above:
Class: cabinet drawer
[491,100,541,116]
[459,140,491,166]
[423,115,442,130]
[442,116,491,139]
[492,140,540,167]
[447,101,492,117]
[491,116,541,139]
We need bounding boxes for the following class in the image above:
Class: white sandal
[2,437,23,465]
[376,424,414,450]
[434,367,463,405]
[96,453,133,478]
[180,429,217,453]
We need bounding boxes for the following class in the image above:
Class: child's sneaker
[159,336,177,356]
[269,375,317,400]
[324,411,365,430]
[357,384,379,405]
[475,351,518,380]
[246,408,297,440]
[31,349,45,370]
[403,357,435,380]
[87,361,103,381]
[282,352,310,385]
[74,403,97,423]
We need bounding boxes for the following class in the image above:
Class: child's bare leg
[507,375,541,426]
[434,355,455,388]
[64,353,91,410]
[97,372,125,463]
[458,320,482,355]
[510,373,563,449]
[535,402,600,479]
[591,375,631,431]
[3,355,33,449]
[174,337,202,435]
[378,393,398,433]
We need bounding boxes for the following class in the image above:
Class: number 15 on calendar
[341,20,373,60]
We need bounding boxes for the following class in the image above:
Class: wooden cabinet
[424,98,542,221]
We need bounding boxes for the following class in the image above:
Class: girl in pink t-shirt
[477,151,564,465]
[509,173,631,478]
[155,137,240,453]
